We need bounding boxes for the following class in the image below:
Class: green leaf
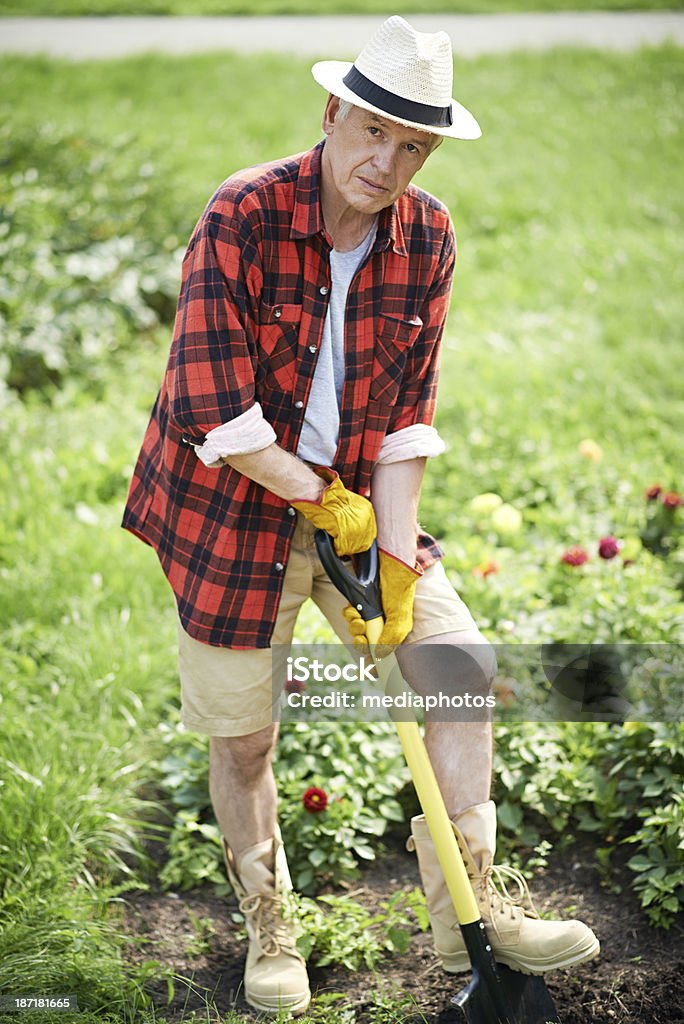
[352,842,376,861]
[308,847,327,868]
[497,801,523,831]
[627,856,653,873]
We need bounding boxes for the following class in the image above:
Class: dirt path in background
[1,12,683,60]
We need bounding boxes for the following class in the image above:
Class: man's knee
[454,629,498,688]
[398,628,497,697]
[210,724,278,779]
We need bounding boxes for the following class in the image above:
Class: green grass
[1,0,682,15]
[1,44,683,1023]
[0,349,178,1016]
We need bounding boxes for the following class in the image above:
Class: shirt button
[274,562,285,572]
[319,286,329,295]
[287,507,296,517]
[308,345,317,354]
[294,400,303,409]
[274,308,282,318]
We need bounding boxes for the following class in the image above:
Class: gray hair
[333,97,443,154]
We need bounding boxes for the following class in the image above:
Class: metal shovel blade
[452,964,561,1024]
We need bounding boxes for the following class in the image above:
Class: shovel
[314,530,561,1024]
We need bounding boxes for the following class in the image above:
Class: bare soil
[123,826,684,1024]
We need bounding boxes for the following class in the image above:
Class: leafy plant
[624,794,684,928]
[364,989,428,1024]
[291,887,428,971]
[276,723,408,892]
[183,908,218,957]
[492,722,684,926]
[297,992,358,1024]
[640,485,683,559]
[0,124,182,398]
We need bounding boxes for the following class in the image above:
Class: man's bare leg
[423,717,492,815]
[209,723,280,861]
[209,722,311,1013]
[397,629,495,816]
[399,629,600,973]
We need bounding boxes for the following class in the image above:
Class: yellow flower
[621,536,643,561]
[491,503,522,534]
[578,438,603,462]
[470,492,503,516]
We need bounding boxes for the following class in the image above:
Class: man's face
[321,97,437,216]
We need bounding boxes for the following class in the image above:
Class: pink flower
[662,491,683,509]
[645,484,662,501]
[598,536,621,560]
[302,787,328,813]
[561,546,590,566]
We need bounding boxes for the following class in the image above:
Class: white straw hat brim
[312,60,482,141]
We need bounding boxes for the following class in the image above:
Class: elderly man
[123,15,599,1017]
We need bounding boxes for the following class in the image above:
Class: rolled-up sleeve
[166,195,262,444]
[386,221,456,436]
[194,402,277,468]
[376,422,446,464]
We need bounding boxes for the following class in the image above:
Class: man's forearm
[222,444,324,503]
[371,458,427,565]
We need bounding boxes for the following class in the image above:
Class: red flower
[598,536,621,560]
[284,677,306,695]
[662,491,683,509]
[302,787,328,813]
[561,546,589,566]
[645,484,662,501]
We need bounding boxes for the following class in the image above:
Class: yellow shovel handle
[364,615,480,926]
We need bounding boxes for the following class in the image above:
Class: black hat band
[343,65,453,128]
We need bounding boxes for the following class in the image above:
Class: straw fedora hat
[311,16,481,141]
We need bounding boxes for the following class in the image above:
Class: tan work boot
[223,830,311,1016]
[407,801,600,975]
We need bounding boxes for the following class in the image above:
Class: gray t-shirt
[296,221,377,466]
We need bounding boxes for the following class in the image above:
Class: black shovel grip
[314,530,383,623]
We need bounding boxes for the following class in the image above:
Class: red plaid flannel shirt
[122,141,455,648]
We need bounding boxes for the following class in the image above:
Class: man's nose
[371,142,396,177]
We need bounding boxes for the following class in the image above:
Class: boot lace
[239,891,297,958]
[479,864,540,922]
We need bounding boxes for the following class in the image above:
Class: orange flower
[474,559,500,578]
[494,677,517,708]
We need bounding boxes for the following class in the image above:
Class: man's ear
[322,94,341,136]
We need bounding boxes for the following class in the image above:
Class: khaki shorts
[177,515,478,737]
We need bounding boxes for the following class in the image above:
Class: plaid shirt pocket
[257,300,303,393]
[370,314,424,404]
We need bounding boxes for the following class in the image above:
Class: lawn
[2,0,683,15]
[0,43,683,1024]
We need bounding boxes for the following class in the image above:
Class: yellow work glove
[343,549,423,658]
[291,468,377,557]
